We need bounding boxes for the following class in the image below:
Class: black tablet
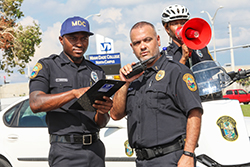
[69,79,126,111]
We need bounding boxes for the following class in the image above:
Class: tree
[237,77,250,90]
[0,0,42,74]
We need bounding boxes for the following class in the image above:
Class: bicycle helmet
[161,4,190,26]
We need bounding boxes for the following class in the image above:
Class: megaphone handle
[189,52,192,57]
[188,57,192,68]
[188,51,193,67]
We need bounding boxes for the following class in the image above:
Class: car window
[18,100,47,127]
[4,102,21,125]
[226,90,233,95]
[234,90,238,95]
[238,90,247,95]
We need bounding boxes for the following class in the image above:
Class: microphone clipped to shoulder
[125,56,156,79]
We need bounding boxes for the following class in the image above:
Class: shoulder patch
[30,63,43,79]
[182,73,197,91]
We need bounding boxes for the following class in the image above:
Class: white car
[2,96,250,167]
[0,96,135,167]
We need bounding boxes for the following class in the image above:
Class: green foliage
[0,0,24,20]
[0,0,42,75]
[241,104,250,117]
[236,78,250,89]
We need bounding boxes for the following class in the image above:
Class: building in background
[0,82,28,98]
[95,34,114,54]
[87,34,121,80]
[87,52,121,78]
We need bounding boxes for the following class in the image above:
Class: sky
[1,0,250,84]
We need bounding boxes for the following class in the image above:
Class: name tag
[55,78,68,82]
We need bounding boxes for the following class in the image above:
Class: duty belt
[135,135,186,160]
[50,132,99,145]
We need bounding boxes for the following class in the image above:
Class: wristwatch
[183,151,195,157]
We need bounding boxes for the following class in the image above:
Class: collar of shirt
[151,54,167,71]
[170,41,182,55]
[59,52,88,70]
[60,51,72,65]
[137,55,168,82]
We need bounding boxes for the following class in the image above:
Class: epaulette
[48,54,59,59]
[85,59,103,70]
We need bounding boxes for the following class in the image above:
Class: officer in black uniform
[29,16,112,167]
[161,4,213,68]
[166,42,213,68]
[110,21,203,167]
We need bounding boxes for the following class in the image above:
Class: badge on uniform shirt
[216,116,238,142]
[196,50,203,58]
[124,140,134,157]
[30,63,43,79]
[155,70,165,81]
[128,87,133,91]
[182,73,197,91]
[91,71,99,83]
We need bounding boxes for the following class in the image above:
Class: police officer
[161,4,213,68]
[29,16,112,167]
[110,21,203,167]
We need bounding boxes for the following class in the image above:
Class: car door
[100,118,136,167]
[234,90,239,101]
[238,89,248,103]
[2,99,49,167]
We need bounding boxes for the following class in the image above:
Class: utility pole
[228,22,236,89]
[201,6,224,61]
[228,22,235,72]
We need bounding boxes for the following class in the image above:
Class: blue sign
[100,42,112,52]
[88,53,121,66]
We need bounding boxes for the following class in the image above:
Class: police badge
[91,71,99,83]
[196,50,203,58]
[155,70,165,81]
[216,116,238,142]
[124,140,134,157]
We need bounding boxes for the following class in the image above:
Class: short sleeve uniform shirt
[126,55,203,149]
[29,52,105,135]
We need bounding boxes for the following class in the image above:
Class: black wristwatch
[183,151,195,157]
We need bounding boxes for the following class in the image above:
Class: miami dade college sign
[88,53,121,66]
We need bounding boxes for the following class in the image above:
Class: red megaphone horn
[175,18,212,50]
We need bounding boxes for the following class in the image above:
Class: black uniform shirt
[126,55,203,148]
[166,41,213,68]
[29,52,105,135]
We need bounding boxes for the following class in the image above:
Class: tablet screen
[98,84,114,92]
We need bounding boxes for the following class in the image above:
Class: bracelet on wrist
[183,151,195,157]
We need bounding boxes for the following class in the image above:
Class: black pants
[135,150,196,167]
[48,140,105,167]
